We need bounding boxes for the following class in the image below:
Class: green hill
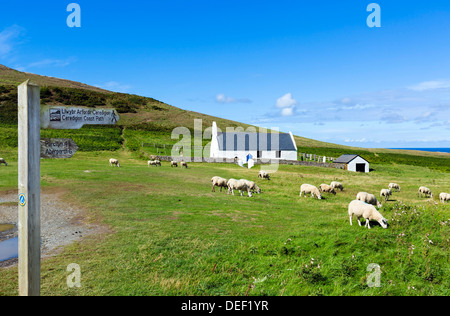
[0,64,449,171]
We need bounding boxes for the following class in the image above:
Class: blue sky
[1,0,450,148]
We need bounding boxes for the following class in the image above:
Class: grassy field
[0,148,448,296]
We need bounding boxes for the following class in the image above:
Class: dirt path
[0,189,105,268]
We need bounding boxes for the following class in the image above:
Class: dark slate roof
[217,132,296,151]
[333,154,368,164]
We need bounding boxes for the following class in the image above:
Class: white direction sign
[40,138,79,159]
[40,106,119,129]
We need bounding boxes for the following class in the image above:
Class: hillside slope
[0,64,449,170]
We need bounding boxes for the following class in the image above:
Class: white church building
[209,122,298,161]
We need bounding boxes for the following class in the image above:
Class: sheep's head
[379,218,388,229]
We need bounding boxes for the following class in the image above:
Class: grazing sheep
[227,178,252,197]
[0,158,7,166]
[319,184,336,195]
[389,183,401,192]
[258,170,270,180]
[171,161,178,167]
[299,184,322,200]
[356,192,382,208]
[240,179,261,194]
[330,181,344,191]
[148,160,161,167]
[211,176,228,192]
[180,161,188,168]
[109,158,120,167]
[380,188,392,201]
[418,186,433,198]
[439,192,450,204]
[348,200,388,229]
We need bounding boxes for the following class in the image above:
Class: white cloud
[27,58,75,69]
[408,80,450,91]
[215,93,251,104]
[281,107,294,117]
[344,138,367,143]
[0,25,24,57]
[275,93,297,117]
[276,93,297,108]
[95,81,132,93]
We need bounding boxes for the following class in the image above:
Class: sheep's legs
[349,215,353,226]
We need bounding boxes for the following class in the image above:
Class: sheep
[239,179,261,194]
[330,181,344,191]
[180,161,188,168]
[171,161,178,167]
[227,178,252,197]
[348,200,388,229]
[319,184,336,195]
[109,158,120,167]
[211,176,228,192]
[439,192,450,204]
[0,158,7,166]
[418,186,433,198]
[299,184,322,200]
[389,183,401,192]
[356,192,382,208]
[258,170,270,180]
[148,160,161,167]
[380,188,392,201]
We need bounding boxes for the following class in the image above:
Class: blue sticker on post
[19,193,26,206]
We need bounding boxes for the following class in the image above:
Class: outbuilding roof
[217,132,296,151]
[333,154,369,164]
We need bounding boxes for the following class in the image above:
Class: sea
[389,148,450,153]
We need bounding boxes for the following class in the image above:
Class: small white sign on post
[41,105,119,130]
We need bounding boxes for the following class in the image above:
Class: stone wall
[149,155,346,170]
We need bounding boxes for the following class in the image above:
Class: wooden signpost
[17,81,119,296]
[18,80,41,296]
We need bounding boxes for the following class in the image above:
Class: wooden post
[18,80,41,296]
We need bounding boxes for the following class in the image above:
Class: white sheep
[180,161,188,168]
[0,158,7,166]
[299,184,322,200]
[239,179,261,194]
[227,178,252,197]
[348,200,388,229]
[211,176,228,192]
[330,181,344,191]
[319,184,336,195]
[356,192,382,208]
[439,192,450,204]
[258,170,270,180]
[389,183,401,192]
[418,186,433,198]
[109,158,120,167]
[171,161,178,167]
[148,160,161,167]
[380,188,392,201]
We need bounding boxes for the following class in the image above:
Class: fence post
[18,80,41,296]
